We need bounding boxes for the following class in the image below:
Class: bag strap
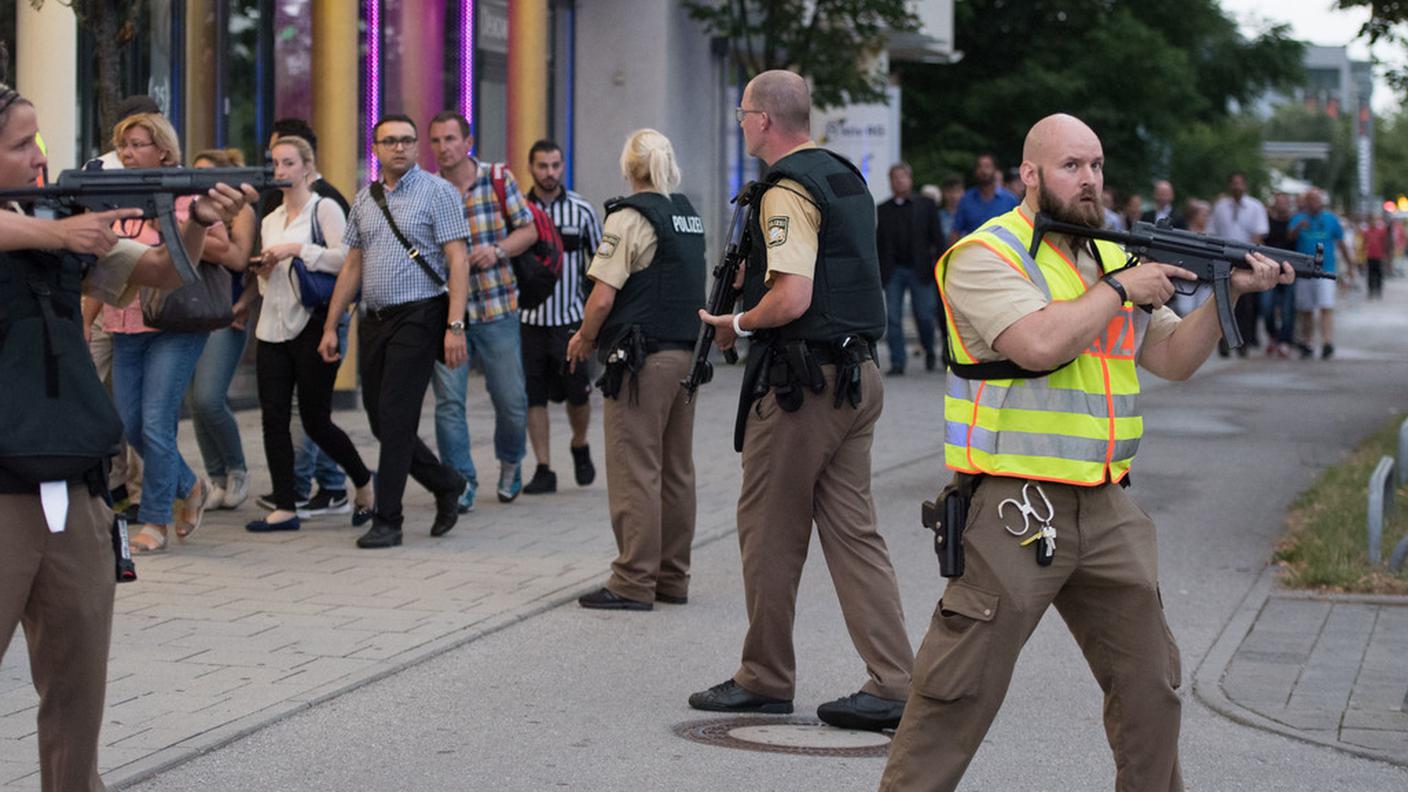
[308,195,325,248]
[368,181,445,288]
[490,163,515,230]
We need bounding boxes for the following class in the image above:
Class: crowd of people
[881,154,1402,372]
[0,60,1397,792]
[74,100,607,554]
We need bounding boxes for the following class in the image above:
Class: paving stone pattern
[0,364,946,789]
[1222,594,1408,762]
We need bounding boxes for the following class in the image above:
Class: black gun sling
[368,182,448,290]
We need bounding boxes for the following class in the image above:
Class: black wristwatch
[1101,274,1128,304]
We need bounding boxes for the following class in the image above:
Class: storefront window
[273,0,314,122]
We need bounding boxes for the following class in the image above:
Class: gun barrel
[0,167,287,204]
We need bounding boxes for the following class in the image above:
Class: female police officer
[566,129,704,610]
[0,82,254,792]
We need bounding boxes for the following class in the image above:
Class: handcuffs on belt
[997,481,1057,566]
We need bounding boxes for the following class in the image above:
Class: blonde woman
[103,113,235,553]
[566,129,704,610]
[187,148,258,510]
[246,135,374,532]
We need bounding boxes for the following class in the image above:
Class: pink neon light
[462,0,475,138]
[364,0,382,182]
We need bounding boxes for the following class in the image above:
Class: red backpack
[491,163,563,311]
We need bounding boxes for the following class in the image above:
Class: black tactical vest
[0,248,124,485]
[741,148,886,343]
[596,192,706,361]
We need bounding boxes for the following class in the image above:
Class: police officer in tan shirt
[880,114,1293,792]
[689,70,914,731]
[568,129,703,611]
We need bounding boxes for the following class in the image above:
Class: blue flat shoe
[246,515,301,533]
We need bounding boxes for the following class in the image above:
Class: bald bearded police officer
[691,70,913,730]
[879,114,1293,792]
[568,129,702,610]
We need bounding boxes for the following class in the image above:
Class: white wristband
[732,312,754,338]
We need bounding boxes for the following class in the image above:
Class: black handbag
[141,260,233,332]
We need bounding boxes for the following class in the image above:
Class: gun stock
[0,167,285,286]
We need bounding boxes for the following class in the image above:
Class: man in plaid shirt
[427,112,538,509]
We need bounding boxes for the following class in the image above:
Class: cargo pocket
[1161,617,1183,690]
[911,582,1000,701]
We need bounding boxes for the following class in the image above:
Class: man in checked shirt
[426,112,539,511]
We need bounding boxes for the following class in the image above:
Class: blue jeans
[1259,283,1296,345]
[432,314,527,491]
[885,267,937,371]
[293,313,349,498]
[112,331,209,525]
[188,325,248,482]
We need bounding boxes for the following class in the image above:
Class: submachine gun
[1027,213,1334,349]
[0,167,286,285]
[681,181,764,401]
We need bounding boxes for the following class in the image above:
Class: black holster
[595,325,647,403]
[767,339,825,413]
[922,473,982,578]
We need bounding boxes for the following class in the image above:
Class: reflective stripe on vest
[938,208,1147,485]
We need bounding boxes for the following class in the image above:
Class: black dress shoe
[572,444,595,487]
[656,592,688,605]
[816,691,906,731]
[578,587,652,611]
[523,464,557,495]
[431,479,464,537]
[688,680,793,714]
[356,521,402,549]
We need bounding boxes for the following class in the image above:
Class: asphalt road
[129,287,1408,792]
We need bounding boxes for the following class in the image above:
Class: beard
[1036,169,1103,228]
[534,176,560,194]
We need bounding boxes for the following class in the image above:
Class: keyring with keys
[998,481,1058,566]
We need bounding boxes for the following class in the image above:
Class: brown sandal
[175,477,212,540]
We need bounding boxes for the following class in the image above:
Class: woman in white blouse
[246,136,373,532]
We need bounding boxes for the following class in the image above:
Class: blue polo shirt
[1288,211,1343,274]
[954,186,1020,237]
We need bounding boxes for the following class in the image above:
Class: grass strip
[1274,412,1408,594]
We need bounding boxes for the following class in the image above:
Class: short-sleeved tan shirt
[759,142,823,286]
[944,227,1179,363]
[586,206,658,290]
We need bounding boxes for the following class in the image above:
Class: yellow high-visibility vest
[938,208,1149,486]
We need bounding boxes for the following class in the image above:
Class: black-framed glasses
[734,107,766,124]
[376,136,418,149]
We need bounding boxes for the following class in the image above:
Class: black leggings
[257,314,371,511]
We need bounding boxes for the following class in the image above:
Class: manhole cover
[674,717,892,757]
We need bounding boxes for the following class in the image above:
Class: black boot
[356,520,402,549]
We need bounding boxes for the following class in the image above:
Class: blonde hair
[192,147,245,167]
[113,112,181,165]
[619,129,680,194]
[270,135,316,171]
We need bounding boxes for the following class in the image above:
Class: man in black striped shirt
[521,139,603,493]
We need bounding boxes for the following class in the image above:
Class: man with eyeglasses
[318,114,471,549]
[690,69,913,732]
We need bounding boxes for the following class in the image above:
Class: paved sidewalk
[1196,568,1408,766]
[0,359,942,790]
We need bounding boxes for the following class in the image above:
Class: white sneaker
[223,470,250,509]
[208,483,227,510]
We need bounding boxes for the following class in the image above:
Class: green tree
[1374,103,1408,198]
[1337,0,1408,92]
[681,0,919,109]
[898,0,1303,200]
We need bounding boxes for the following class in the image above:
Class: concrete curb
[1192,565,1408,769]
